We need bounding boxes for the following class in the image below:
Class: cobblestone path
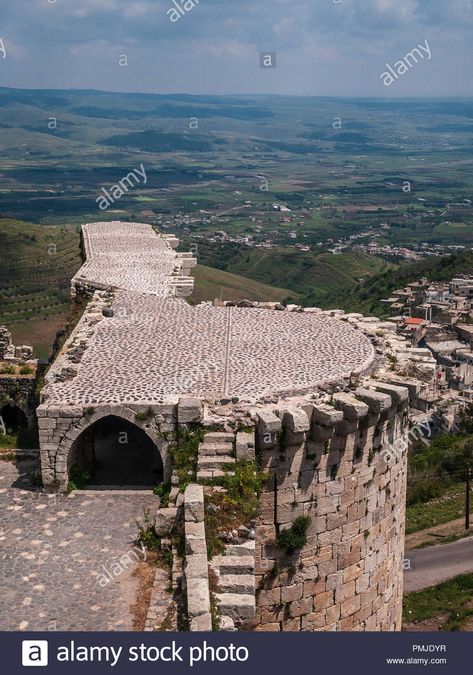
[0,459,157,631]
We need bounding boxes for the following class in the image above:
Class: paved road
[404,536,473,592]
[0,458,157,631]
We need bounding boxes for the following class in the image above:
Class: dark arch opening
[68,415,163,488]
[0,403,27,434]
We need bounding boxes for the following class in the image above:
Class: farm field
[1,89,473,356]
[0,218,81,358]
[0,88,472,250]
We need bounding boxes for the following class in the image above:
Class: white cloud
[0,0,471,95]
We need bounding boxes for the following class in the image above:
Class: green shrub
[19,365,33,375]
[171,425,205,488]
[67,480,78,494]
[276,516,311,554]
[0,364,16,375]
[136,508,161,551]
[153,481,171,507]
[218,461,267,520]
[407,478,444,506]
[68,466,91,490]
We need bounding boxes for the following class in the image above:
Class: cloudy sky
[0,0,472,96]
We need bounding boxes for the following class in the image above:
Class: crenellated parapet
[250,381,410,632]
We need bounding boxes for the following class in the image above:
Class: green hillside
[321,250,473,316]
[0,218,81,358]
[191,265,292,304]
[190,241,396,306]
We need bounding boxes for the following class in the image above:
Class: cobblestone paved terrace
[0,460,155,631]
[43,221,376,405]
[73,221,179,297]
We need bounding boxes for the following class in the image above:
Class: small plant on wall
[276,516,311,554]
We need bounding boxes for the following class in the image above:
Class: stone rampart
[36,222,424,632]
[252,383,409,632]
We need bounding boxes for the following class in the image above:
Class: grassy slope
[322,250,473,316]
[191,241,396,305]
[406,483,468,534]
[0,218,81,358]
[404,573,473,630]
[191,264,292,303]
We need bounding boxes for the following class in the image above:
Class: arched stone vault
[40,404,173,491]
[0,401,29,430]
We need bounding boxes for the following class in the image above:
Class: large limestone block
[374,382,409,406]
[332,393,369,421]
[282,408,310,434]
[355,388,392,414]
[154,507,178,536]
[184,484,204,523]
[256,409,282,433]
[256,409,281,448]
[185,553,209,581]
[312,404,344,426]
[190,613,212,631]
[186,578,211,619]
[185,536,207,556]
[178,398,203,425]
[216,593,255,622]
[236,432,255,461]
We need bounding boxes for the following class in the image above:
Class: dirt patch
[130,552,159,631]
[406,518,471,550]
[403,615,449,632]
[10,314,68,360]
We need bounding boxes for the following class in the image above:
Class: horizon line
[0,85,472,101]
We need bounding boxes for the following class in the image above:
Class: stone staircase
[210,540,256,630]
[196,431,236,480]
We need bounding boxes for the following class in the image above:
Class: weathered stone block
[236,432,255,461]
[178,398,203,425]
[186,578,211,619]
[332,394,369,421]
[282,408,310,434]
[312,404,344,426]
[355,388,392,415]
[185,554,209,580]
[190,613,212,631]
[184,484,204,523]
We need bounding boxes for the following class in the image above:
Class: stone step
[197,455,235,470]
[225,541,255,557]
[218,574,255,594]
[211,555,254,575]
[196,469,235,481]
[203,432,235,445]
[215,593,256,623]
[199,442,234,457]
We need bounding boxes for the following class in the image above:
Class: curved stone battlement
[41,222,377,406]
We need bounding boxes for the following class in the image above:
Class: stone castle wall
[36,222,416,631]
[38,384,409,631]
[0,376,37,424]
[252,384,409,632]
